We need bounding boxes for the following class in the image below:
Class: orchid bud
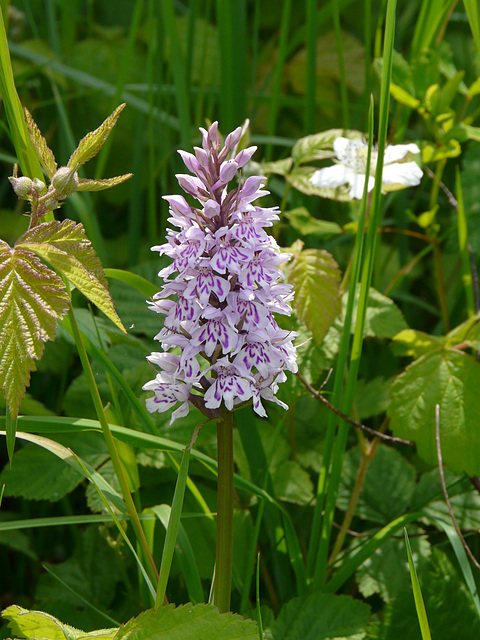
[225,126,243,149]
[219,160,238,183]
[235,146,257,168]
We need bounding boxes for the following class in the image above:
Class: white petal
[333,137,351,157]
[384,143,420,164]
[348,173,374,199]
[310,164,356,189]
[382,162,423,187]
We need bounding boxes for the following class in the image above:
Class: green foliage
[116,605,258,640]
[18,220,125,333]
[357,534,431,603]
[389,349,480,475]
[0,242,69,417]
[288,248,341,344]
[2,605,117,640]
[374,548,480,640]
[0,433,107,501]
[269,593,370,640]
[338,446,417,523]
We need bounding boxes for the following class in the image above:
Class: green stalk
[67,305,158,587]
[332,0,350,128]
[0,7,44,182]
[311,0,397,590]
[266,0,292,160]
[306,98,374,583]
[432,236,450,332]
[161,0,191,149]
[155,444,193,608]
[214,409,234,613]
[305,0,318,133]
[455,167,475,317]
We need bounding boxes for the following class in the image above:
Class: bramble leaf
[291,128,363,165]
[286,166,352,201]
[114,603,259,640]
[389,349,480,475]
[391,329,444,358]
[288,249,341,344]
[283,207,343,238]
[23,108,57,178]
[77,175,133,192]
[2,604,116,640]
[270,592,370,640]
[17,220,126,333]
[68,104,125,170]
[0,243,69,418]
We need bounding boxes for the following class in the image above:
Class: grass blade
[404,528,432,640]
[455,168,475,317]
[0,8,43,180]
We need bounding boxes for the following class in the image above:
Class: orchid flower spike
[144,122,297,424]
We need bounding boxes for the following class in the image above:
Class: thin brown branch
[424,165,458,209]
[435,403,480,572]
[296,371,414,447]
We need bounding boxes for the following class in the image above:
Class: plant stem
[214,408,234,613]
[67,305,158,588]
[432,236,450,332]
[328,428,383,567]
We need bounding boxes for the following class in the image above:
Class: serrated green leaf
[357,534,431,603]
[338,446,417,523]
[114,604,258,640]
[292,129,363,165]
[286,166,352,201]
[389,350,480,475]
[68,104,126,170]
[23,107,57,178]
[346,287,408,339]
[377,548,480,640]
[272,459,314,505]
[17,220,125,333]
[283,207,342,238]
[288,249,341,344]
[270,592,370,640]
[354,376,390,419]
[259,158,293,176]
[444,313,480,348]
[0,244,69,417]
[77,175,133,192]
[2,605,116,640]
[391,329,444,358]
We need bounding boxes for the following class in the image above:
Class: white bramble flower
[310,137,423,199]
[144,122,297,424]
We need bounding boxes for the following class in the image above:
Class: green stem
[67,305,158,588]
[328,430,382,566]
[432,236,450,332]
[214,409,234,613]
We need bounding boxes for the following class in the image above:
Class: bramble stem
[214,408,234,613]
